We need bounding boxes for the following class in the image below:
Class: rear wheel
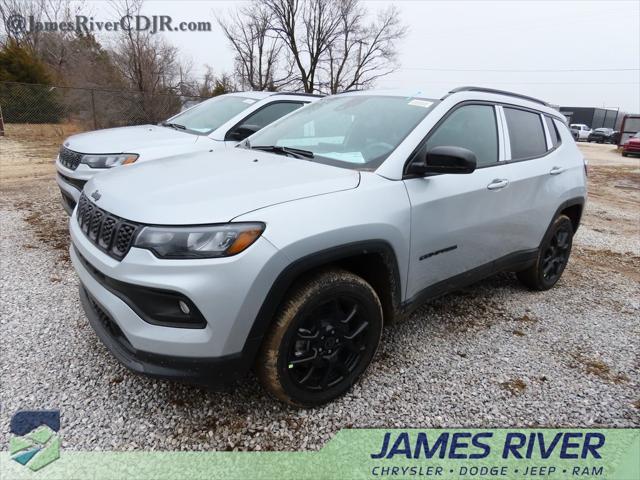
[257,269,383,407]
[517,215,574,290]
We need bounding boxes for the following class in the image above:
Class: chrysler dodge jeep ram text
[56,91,319,214]
[70,87,587,407]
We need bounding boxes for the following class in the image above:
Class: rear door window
[504,108,547,159]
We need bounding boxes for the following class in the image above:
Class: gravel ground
[1,134,639,451]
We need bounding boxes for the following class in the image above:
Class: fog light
[178,300,190,315]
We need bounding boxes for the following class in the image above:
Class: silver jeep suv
[69,87,587,406]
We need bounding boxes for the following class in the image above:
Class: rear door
[403,103,516,299]
[499,107,567,251]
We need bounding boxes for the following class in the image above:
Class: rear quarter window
[504,108,547,160]
[544,116,561,149]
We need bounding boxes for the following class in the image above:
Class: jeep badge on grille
[91,190,101,201]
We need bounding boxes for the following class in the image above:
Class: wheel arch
[242,240,402,364]
[555,197,585,233]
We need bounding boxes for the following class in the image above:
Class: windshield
[595,128,611,133]
[165,95,257,135]
[246,95,437,170]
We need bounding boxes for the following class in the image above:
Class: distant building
[559,107,624,130]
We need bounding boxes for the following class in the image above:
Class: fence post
[91,89,97,130]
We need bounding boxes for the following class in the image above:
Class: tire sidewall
[536,215,574,289]
[263,272,383,407]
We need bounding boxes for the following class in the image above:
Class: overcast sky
[90,0,640,112]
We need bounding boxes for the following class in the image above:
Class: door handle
[487,178,509,190]
[549,166,566,175]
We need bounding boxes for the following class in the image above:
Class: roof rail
[445,86,548,106]
[271,92,325,98]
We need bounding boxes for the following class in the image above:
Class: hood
[64,124,200,154]
[85,148,360,224]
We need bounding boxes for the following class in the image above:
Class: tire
[517,215,574,291]
[622,152,628,157]
[257,269,383,407]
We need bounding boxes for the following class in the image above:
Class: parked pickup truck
[56,92,319,214]
[70,87,587,407]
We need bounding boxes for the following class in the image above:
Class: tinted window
[504,108,546,159]
[425,104,498,167]
[241,102,304,130]
[544,116,560,148]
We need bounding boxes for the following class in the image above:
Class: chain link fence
[0,81,210,134]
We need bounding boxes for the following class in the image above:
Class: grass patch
[500,378,527,396]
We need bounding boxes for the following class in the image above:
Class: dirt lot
[0,126,638,451]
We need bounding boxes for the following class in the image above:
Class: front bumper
[70,214,289,384]
[79,285,259,388]
[55,160,98,215]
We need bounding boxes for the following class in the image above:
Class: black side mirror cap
[407,146,477,176]
[227,124,259,141]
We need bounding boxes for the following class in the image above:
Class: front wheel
[257,269,383,407]
[517,215,574,290]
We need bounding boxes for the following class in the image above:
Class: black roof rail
[444,86,548,106]
[270,92,325,98]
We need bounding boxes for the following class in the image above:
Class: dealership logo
[9,410,61,471]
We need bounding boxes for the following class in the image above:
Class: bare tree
[109,0,189,121]
[221,0,406,94]
[218,3,293,91]
[323,2,406,93]
[263,0,342,93]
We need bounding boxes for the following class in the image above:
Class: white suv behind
[55,92,319,214]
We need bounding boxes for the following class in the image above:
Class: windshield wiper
[161,122,187,130]
[251,145,315,159]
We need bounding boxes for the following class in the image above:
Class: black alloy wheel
[540,224,572,285]
[516,214,574,291]
[258,269,383,407]
[286,297,370,391]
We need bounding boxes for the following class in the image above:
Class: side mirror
[407,146,477,176]
[227,124,259,141]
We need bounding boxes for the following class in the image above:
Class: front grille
[59,146,84,170]
[76,193,141,260]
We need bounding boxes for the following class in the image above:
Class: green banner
[2,429,639,479]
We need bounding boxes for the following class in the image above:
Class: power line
[396,80,639,85]
[399,67,640,72]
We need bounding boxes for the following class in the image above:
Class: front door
[403,103,515,300]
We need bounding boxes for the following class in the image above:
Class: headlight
[81,153,139,168]
[133,223,265,259]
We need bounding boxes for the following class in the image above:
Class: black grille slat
[76,193,140,260]
[89,210,104,240]
[59,147,84,170]
[113,224,136,257]
[99,217,117,250]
